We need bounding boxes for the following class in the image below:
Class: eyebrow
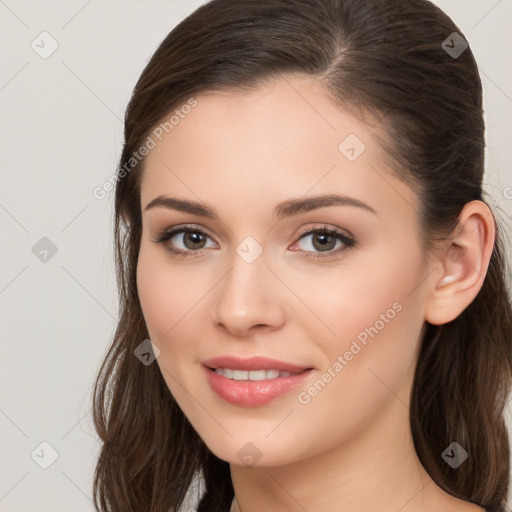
[144,193,377,220]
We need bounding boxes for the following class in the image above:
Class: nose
[211,247,287,337]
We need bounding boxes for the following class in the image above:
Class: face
[136,75,431,467]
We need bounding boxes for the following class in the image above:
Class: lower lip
[203,366,315,407]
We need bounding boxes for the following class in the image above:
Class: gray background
[1,0,511,510]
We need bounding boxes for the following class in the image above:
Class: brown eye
[181,231,207,250]
[291,226,356,259]
[153,226,217,257]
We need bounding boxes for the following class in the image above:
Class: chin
[198,430,309,468]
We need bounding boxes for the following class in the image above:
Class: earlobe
[424,200,495,326]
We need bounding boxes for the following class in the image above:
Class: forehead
[140,75,418,225]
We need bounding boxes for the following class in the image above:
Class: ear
[424,200,496,326]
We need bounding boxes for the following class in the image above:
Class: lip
[202,355,313,373]
[202,355,315,407]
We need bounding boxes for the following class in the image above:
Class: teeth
[233,369,248,380]
[213,368,297,380]
[247,370,266,380]
[265,369,279,379]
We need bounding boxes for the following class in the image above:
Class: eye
[152,225,217,258]
[152,223,356,260]
[290,224,356,259]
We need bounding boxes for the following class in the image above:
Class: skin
[136,74,494,512]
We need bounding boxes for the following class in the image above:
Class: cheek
[136,249,174,338]
[286,266,424,459]
[286,252,419,347]
[136,247,204,404]
[317,258,425,403]
[136,245,208,342]
[299,247,425,376]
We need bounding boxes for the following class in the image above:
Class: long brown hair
[92,0,512,510]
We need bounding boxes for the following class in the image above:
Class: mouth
[202,354,314,373]
[208,367,306,380]
[202,356,315,407]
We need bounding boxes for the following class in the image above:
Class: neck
[229,396,466,512]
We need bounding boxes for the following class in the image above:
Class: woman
[92,0,512,511]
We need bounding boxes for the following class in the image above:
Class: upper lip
[202,355,314,373]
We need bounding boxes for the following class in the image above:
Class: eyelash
[152,224,356,260]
